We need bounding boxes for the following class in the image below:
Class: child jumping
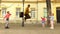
[3,11,11,29]
[24,4,31,22]
[41,17,46,28]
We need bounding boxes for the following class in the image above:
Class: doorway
[56,7,60,23]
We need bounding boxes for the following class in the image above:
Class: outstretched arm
[3,14,7,20]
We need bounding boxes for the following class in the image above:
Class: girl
[50,13,54,29]
[41,17,46,28]
[3,11,11,29]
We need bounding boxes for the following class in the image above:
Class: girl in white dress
[50,13,54,29]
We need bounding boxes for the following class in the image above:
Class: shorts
[42,21,45,24]
[25,14,31,19]
[6,18,9,21]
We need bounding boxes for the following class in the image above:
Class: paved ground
[0,23,60,34]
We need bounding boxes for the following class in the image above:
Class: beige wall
[1,2,55,20]
[1,3,23,20]
[1,3,38,20]
[0,2,57,23]
[2,0,54,1]
[2,0,22,1]
[54,3,60,21]
[38,3,46,20]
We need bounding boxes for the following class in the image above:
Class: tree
[46,0,52,26]
[0,0,1,11]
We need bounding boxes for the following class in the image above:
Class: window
[44,8,47,17]
[31,8,35,18]
[16,8,20,17]
[2,8,6,17]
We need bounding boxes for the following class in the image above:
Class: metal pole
[22,0,25,27]
[46,0,52,26]
[37,0,38,23]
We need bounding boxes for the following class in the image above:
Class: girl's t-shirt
[50,16,54,21]
[41,18,45,22]
[4,13,11,19]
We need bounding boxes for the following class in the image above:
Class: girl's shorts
[6,18,9,21]
[42,21,45,24]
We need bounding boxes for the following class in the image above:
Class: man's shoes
[5,26,9,29]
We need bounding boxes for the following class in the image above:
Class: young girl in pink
[41,17,46,28]
[4,11,11,29]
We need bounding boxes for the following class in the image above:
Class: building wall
[1,3,46,20]
[0,2,57,23]
[51,3,56,21]
[54,3,60,22]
